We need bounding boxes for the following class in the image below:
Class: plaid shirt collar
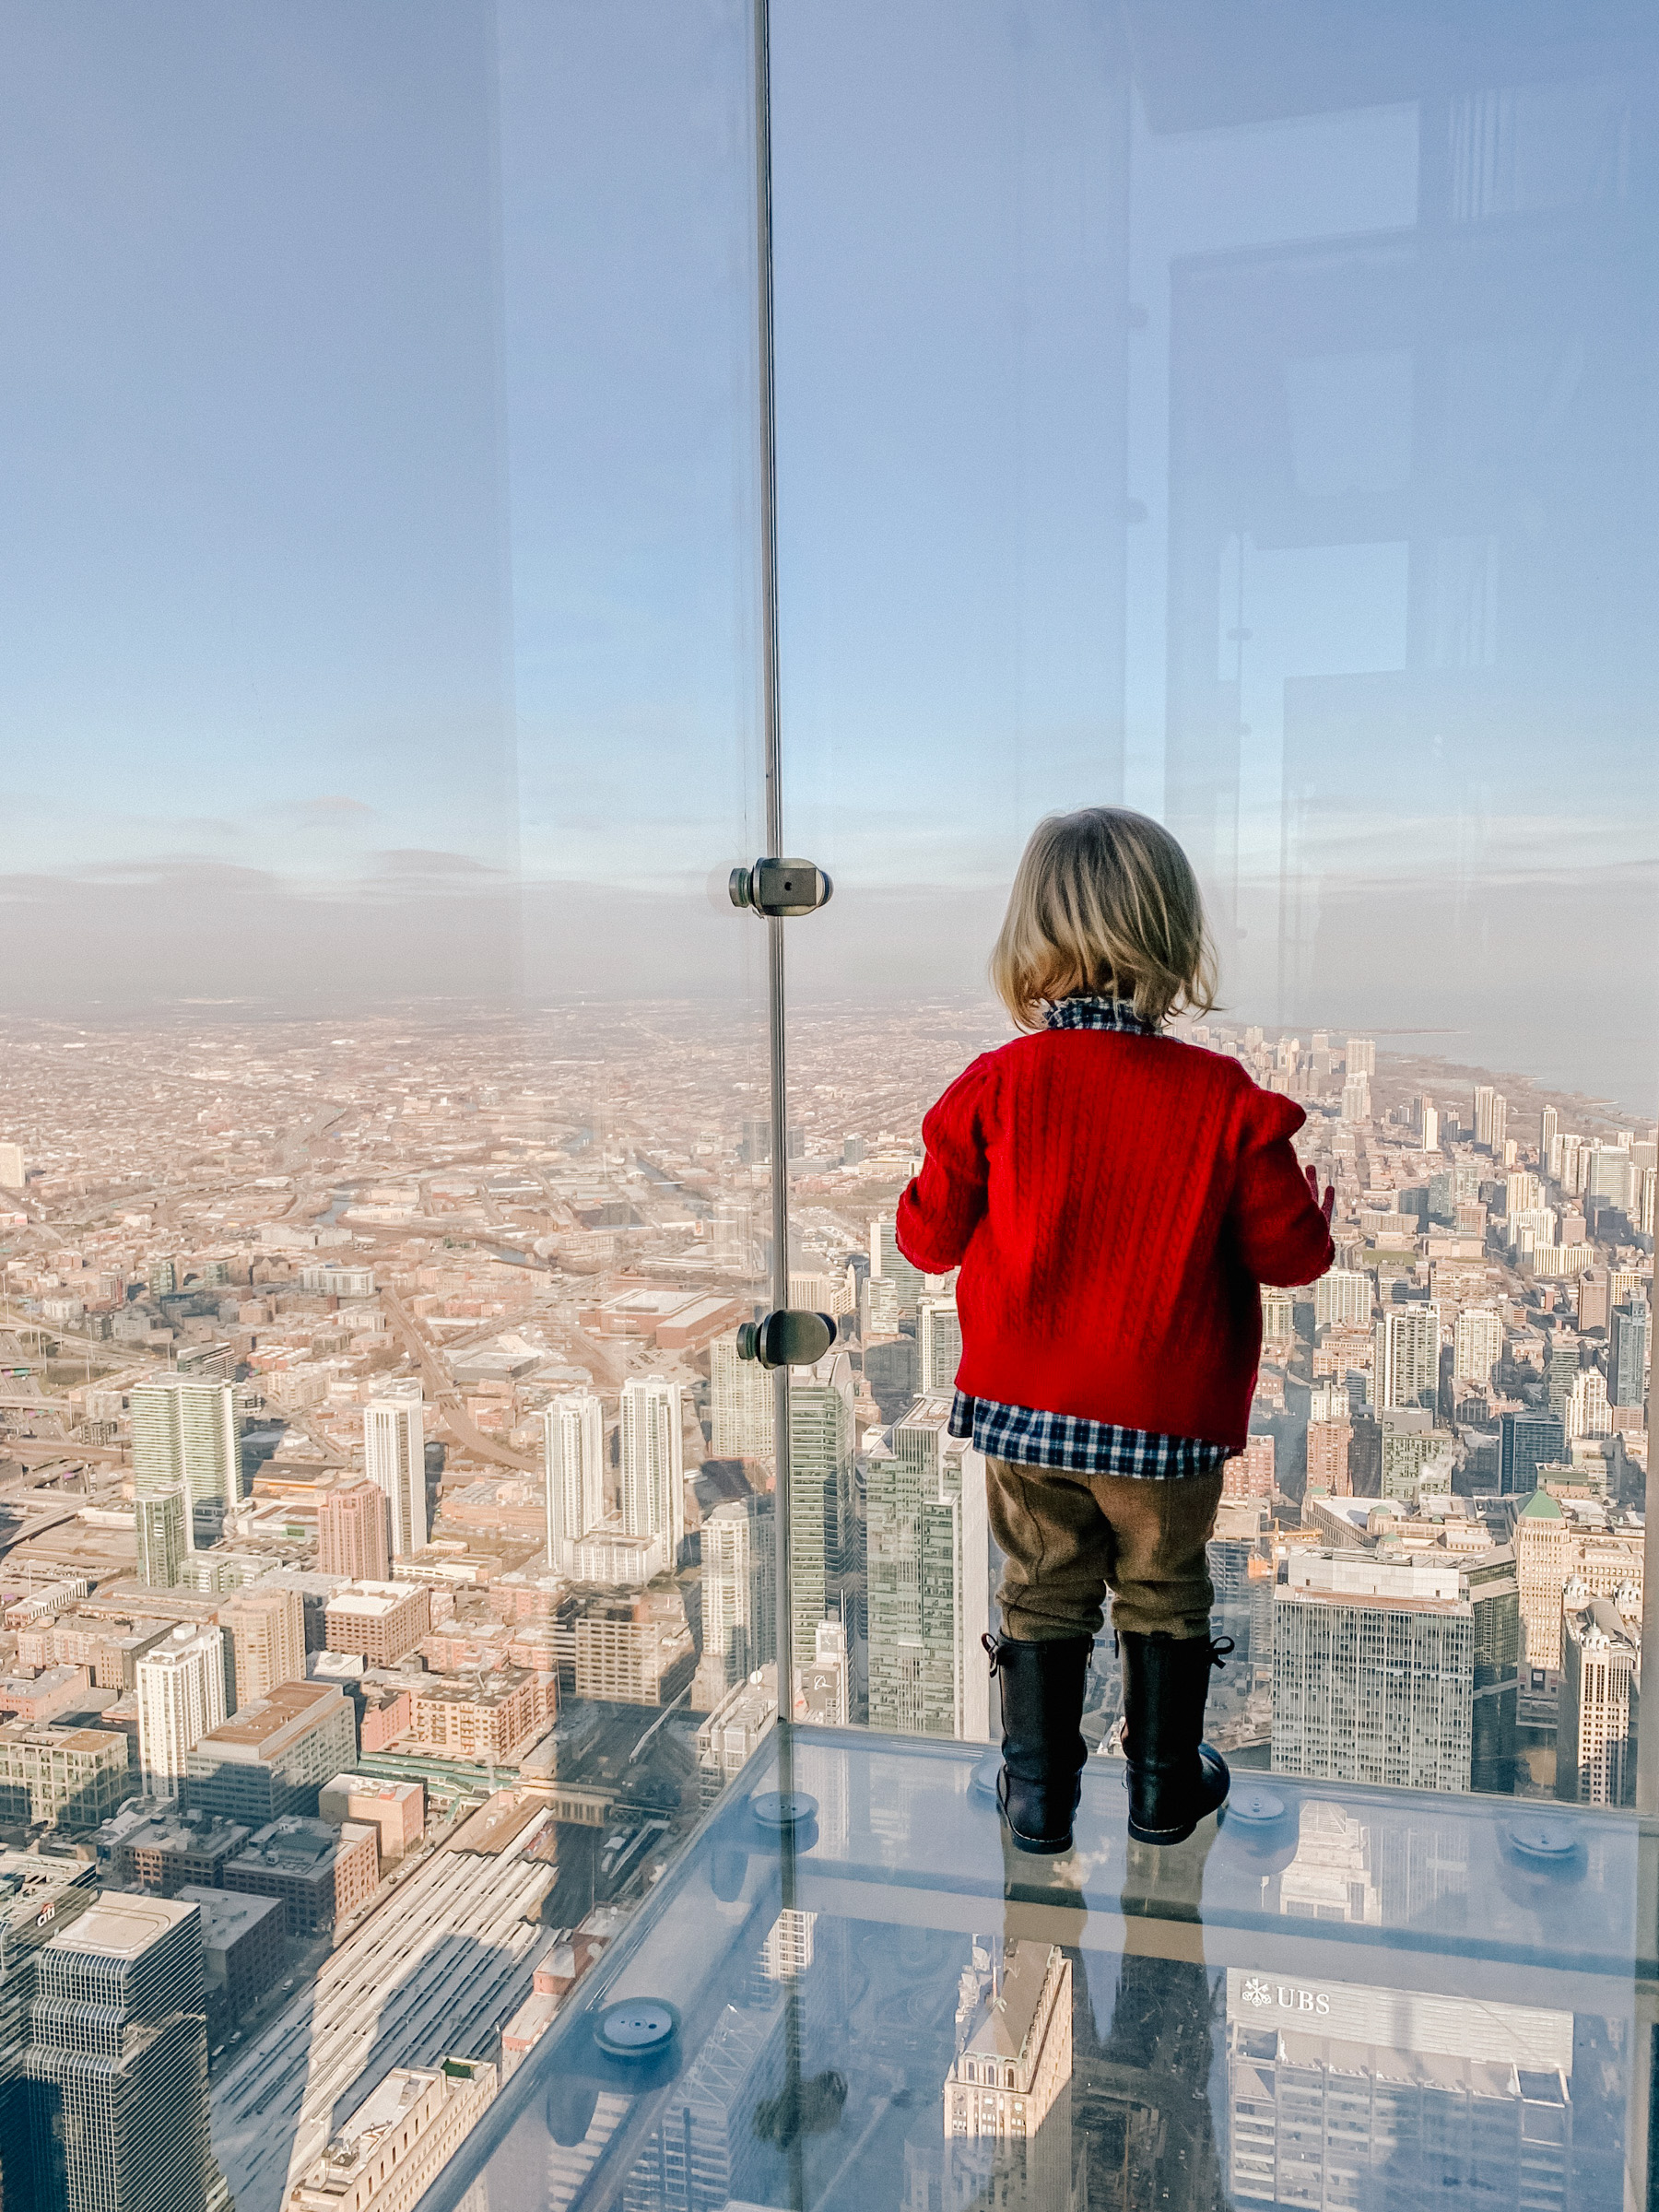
[1042,992,1153,1037]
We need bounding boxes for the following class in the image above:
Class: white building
[709,1332,773,1461]
[130,1375,240,1551]
[1312,1268,1372,1330]
[364,1395,427,1558]
[543,1390,606,1565]
[135,1623,228,1795]
[0,1140,24,1189]
[618,1376,684,1554]
[1453,1306,1502,1384]
[918,1293,963,1394]
[1371,1303,1440,1411]
[698,1494,775,1700]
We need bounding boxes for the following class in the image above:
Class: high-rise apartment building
[1557,1584,1640,1807]
[917,1292,962,1394]
[1344,1036,1375,1078]
[135,1486,186,1589]
[1608,1298,1649,1408]
[788,1353,854,1652]
[1474,1084,1509,1156]
[20,1891,216,2212]
[317,1477,392,1581]
[1271,1550,1472,1793]
[697,1494,775,1699]
[860,1269,900,1341]
[130,1375,240,1551]
[866,1400,991,1742]
[870,1212,924,1317]
[1452,1305,1501,1383]
[1339,1073,1371,1124]
[710,1332,774,1460]
[1312,1267,1372,1329]
[618,1376,684,1556]
[1371,1302,1440,1411]
[1224,1433,1275,1500]
[0,1140,25,1189]
[364,1395,427,1558]
[324,1581,431,1665]
[135,1625,228,1796]
[1304,1418,1351,1495]
[218,1583,304,1708]
[1566,1366,1611,1441]
[544,1390,606,1564]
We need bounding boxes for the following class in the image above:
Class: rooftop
[46,1888,196,1961]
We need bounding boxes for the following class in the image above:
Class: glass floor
[416,1728,1658,2212]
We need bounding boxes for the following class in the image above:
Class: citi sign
[1241,1976,1330,2017]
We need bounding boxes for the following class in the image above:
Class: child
[896,807,1333,1852]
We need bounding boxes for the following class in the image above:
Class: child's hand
[1305,1164,1335,1224]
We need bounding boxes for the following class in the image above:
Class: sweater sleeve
[1225,1088,1335,1288]
[896,1056,995,1274]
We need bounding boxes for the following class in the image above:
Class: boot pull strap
[982,1631,1004,1677]
[1208,1636,1236,1671]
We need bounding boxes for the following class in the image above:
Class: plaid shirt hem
[947,990,1230,1479]
[948,1391,1230,1478]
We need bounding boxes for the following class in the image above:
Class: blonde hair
[991,807,1218,1032]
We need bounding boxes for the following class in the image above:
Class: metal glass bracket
[736,1309,836,1369]
[728,857,833,917]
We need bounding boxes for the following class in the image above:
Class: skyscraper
[217,1583,305,1708]
[1271,1550,1472,1793]
[364,1394,427,1558]
[130,1376,240,1552]
[1344,1036,1376,1078]
[866,1399,991,1741]
[917,1292,962,1394]
[788,1353,854,1652]
[619,1376,684,1555]
[698,1493,776,1699]
[710,1331,774,1460]
[136,1626,228,1797]
[22,1891,216,2212]
[1371,1303,1440,1411]
[1608,1298,1649,1408]
[870,1211,924,1317]
[1500,1410,1565,1497]
[0,1140,25,1189]
[1474,1084,1509,1157]
[941,1942,1073,2212]
[135,1487,185,1590]
[1557,1584,1640,1807]
[1452,1306,1501,1383]
[543,1390,606,1565]
[1339,1073,1371,1124]
[317,1477,392,1581]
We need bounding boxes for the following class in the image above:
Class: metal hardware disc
[594,1999,678,2057]
[749,1789,818,1832]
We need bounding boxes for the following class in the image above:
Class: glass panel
[0,6,771,2211]
[419,1731,1658,2209]
[767,0,1658,1813]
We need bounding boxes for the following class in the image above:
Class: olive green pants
[985,1458,1225,1642]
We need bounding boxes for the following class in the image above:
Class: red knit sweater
[895,1030,1333,1453]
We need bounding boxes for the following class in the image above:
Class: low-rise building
[176,1882,287,2020]
[404,1669,549,1766]
[224,1817,380,1937]
[109,1807,251,1895]
[574,1594,693,1707]
[283,2056,497,2212]
[186,1680,357,1826]
[324,1582,432,1665]
[0,1720,135,1830]
[317,1774,425,1860]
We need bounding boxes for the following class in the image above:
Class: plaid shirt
[947,993,1231,1480]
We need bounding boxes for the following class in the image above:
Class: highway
[210,1813,557,2212]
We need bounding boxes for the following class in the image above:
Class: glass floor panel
[418,1728,1657,2212]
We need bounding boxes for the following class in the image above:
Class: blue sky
[0,1,1653,1107]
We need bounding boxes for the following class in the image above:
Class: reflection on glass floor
[421,1728,1654,2212]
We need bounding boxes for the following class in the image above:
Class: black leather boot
[983,1632,1092,1853]
[1119,1630,1232,1846]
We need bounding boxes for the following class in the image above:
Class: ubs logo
[1242,1977,1330,2016]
